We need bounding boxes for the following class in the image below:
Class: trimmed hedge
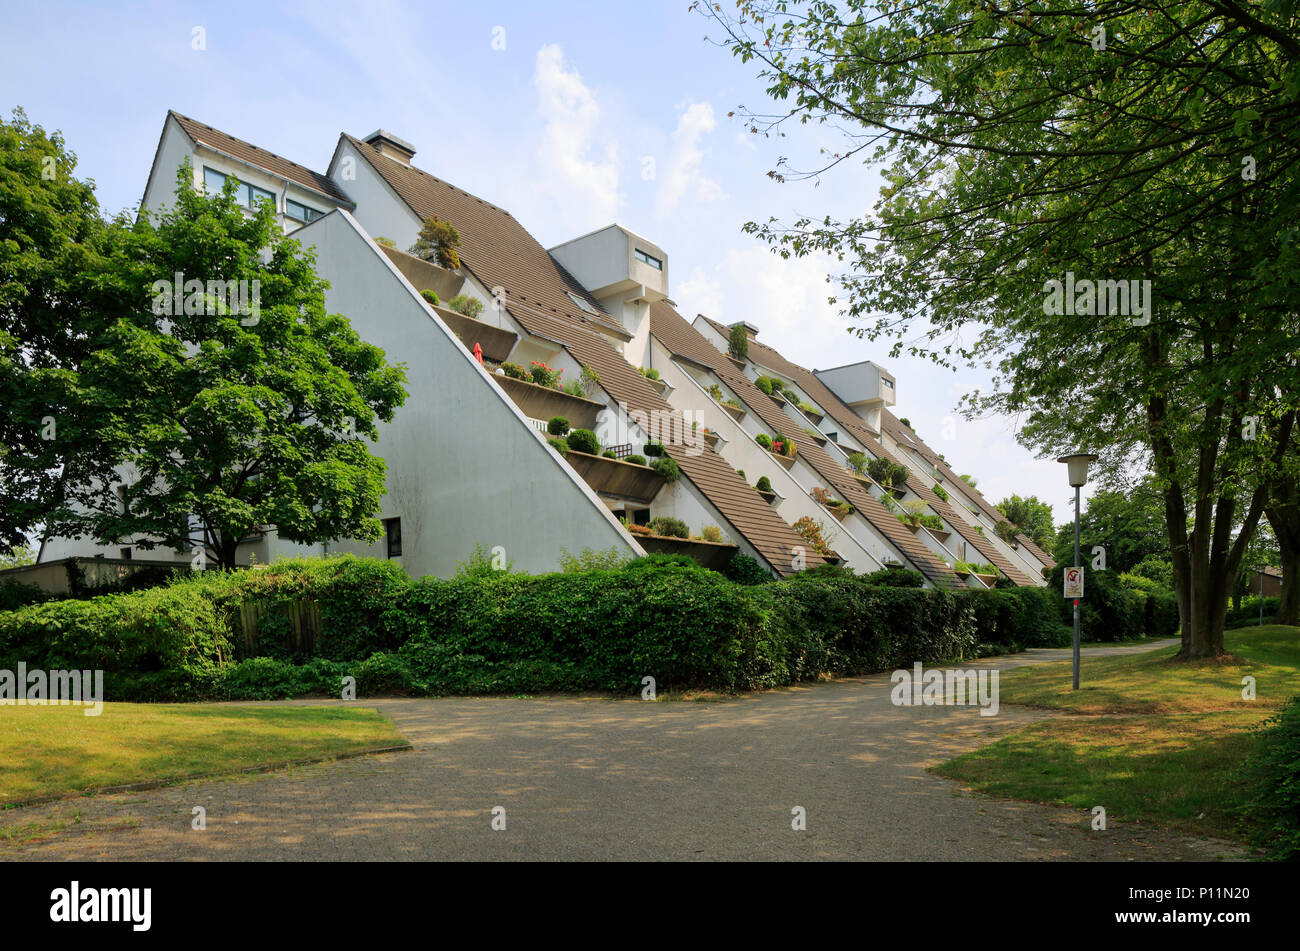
[0,556,1181,702]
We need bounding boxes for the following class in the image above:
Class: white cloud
[657,101,725,217]
[533,44,620,231]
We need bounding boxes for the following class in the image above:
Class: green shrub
[1048,565,1152,641]
[547,416,571,436]
[644,367,660,381]
[1237,697,1300,861]
[650,457,681,482]
[724,554,771,585]
[448,294,483,318]
[756,475,773,493]
[701,525,723,543]
[643,441,665,457]
[649,516,690,539]
[863,565,925,588]
[754,377,773,395]
[566,428,600,455]
[500,362,528,380]
[0,579,54,612]
[562,379,586,397]
[547,437,568,454]
[1227,596,1280,629]
[932,483,949,502]
[755,433,773,451]
[602,450,616,458]
[625,454,647,466]
[845,451,867,476]
[419,289,440,306]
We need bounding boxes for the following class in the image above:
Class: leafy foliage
[408,215,461,270]
[728,324,749,361]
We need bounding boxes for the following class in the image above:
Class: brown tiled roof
[342,135,629,341]
[653,305,963,589]
[344,152,818,575]
[169,111,351,203]
[879,411,1015,528]
[1015,533,1056,569]
[696,315,1039,587]
[532,311,824,576]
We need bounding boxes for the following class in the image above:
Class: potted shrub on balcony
[754,475,777,503]
[565,428,600,455]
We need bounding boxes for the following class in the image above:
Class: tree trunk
[1267,492,1300,625]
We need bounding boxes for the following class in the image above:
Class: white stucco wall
[294,209,642,577]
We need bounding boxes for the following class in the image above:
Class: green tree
[43,163,408,569]
[408,215,461,270]
[697,1,1300,657]
[0,108,121,549]
[1051,483,1172,576]
[728,323,749,361]
[995,495,1055,551]
[0,544,35,569]
[1261,433,1300,623]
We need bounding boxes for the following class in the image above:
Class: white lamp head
[1057,452,1098,488]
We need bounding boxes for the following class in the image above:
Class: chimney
[363,129,416,166]
[729,320,760,341]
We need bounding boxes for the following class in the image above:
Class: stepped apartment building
[36,112,1054,586]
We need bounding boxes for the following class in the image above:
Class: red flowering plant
[529,361,564,389]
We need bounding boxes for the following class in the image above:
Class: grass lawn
[934,625,1299,841]
[0,703,406,805]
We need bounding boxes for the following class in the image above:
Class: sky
[1,0,1091,524]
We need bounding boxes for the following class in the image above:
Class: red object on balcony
[472,342,483,364]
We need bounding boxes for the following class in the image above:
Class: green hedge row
[0,556,1179,701]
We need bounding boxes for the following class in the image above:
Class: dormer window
[634,249,663,271]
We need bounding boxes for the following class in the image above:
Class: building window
[630,508,651,526]
[634,249,663,271]
[120,547,132,560]
[203,166,276,211]
[384,518,402,558]
[285,199,325,222]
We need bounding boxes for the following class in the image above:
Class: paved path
[1,639,1244,861]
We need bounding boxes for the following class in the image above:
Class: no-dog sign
[1063,566,1084,599]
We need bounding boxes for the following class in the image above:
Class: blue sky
[1,0,1089,525]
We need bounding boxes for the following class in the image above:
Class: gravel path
[0,639,1244,861]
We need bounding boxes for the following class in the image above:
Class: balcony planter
[562,450,666,504]
[756,488,778,504]
[720,402,746,423]
[769,393,787,407]
[802,408,824,425]
[636,535,739,571]
[701,430,721,450]
[974,573,999,587]
[767,450,796,470]
[802,431,828,447]
[727,354,747,369]
[433,304,517,363]
[929,528,951,543]
[496,374,605,430]
[820,552,842,566]
[823,502,853,521]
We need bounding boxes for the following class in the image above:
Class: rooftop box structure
[813,360,897,432]
[548,225,669,307]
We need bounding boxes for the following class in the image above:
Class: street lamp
[1058,452,1098,691]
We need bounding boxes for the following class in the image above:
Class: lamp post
[1058,453,1098,690]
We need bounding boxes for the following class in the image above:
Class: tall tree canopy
[994,494,1055,551]
[698,0,1300,656]
[1,123,410,570]
[0,108,120,550]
